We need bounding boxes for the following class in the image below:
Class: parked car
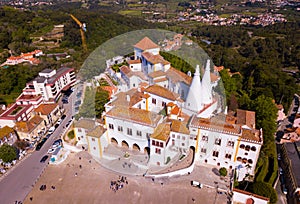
[61,114,66,120]
[40,155,49,163]
[191,181,203,188]
[47,148,56,154]
[48,126,55,134]
[57,118,62,125]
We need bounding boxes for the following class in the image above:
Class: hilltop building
[76,37,263,179]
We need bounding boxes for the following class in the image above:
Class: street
[0,89,75,204]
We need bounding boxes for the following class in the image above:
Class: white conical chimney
[201,60,212,105]
[185,65,203,112]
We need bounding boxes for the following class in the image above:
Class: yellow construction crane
[70,14,87,52]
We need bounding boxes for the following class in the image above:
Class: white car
[57,118,62,125]
[47,148,56,154]
[48,126,55,134]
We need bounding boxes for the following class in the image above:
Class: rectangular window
[146,133,151,139]
[160,142,163,148]
[172,139,175,146]
[227,141,234,147]
[215,138,221,145]
[118,126,123,132]
[152,98,156,104]
[152,140,155,145]
[182,136,185,141]
[156,141,159,146]
[92,138,95,142]
[202,135,208,142]
[155,148,161,154]
[162,101,166,106]
[109,124,114,130]
[182,143,185,146]
[201,148,207,153]
[172,134,175,138]
[213,151,219,157]
[127,128,132,135]
[78,128,82,133]
[137,130,142,137]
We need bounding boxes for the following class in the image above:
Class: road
[0,90,75,204]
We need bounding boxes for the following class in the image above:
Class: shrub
[219,167,227,177]
[68,130,75,140]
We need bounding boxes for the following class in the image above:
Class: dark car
[61,114,66,120]
[40,155,49,163]
[36,138,47,151]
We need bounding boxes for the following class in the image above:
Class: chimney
[126,94,130,102]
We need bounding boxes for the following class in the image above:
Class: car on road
[48,126,55,134]
[191,181,203,188]
[45,134,52,139]
[52,139,62,148]
[54,123,59,129]
[36,138,48,151]
[40,155,49,163]
[61,114,66,120]
[57,118,62,125]
[279,167,283,175]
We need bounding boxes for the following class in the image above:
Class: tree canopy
[0,144,17,163]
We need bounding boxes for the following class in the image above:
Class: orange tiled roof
[120,65,147,80]
[154,77,168,83]
[236,109,255,128]
[15,115,44,133]
[142,52,170,65]
[35,103,58,115]
[144,84,180,101]
[166,67,192,85]
[128,59,141,64]
[241,128,262,143]
[190,115,241,135]
[171,120,189,135]
[134,37,159,50]
[148,70,166,78]
[0,126,15,139]
[151,123,170,141]
[87,125,106,138]
[170,105,180,115]
[106,106,162,127]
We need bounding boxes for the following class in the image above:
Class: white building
[23,67,76,102]
[78,36,263,180]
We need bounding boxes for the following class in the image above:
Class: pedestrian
[79,165,82,169]
[30,197,33,201]
[75,172,78,176]
[79,157,81,160]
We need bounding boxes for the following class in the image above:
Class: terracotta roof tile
[236,109,256,128]
[241,128,262,143]
[145,84,180,101]
[15,115,44,133]
[166,67,192,85]
[134,37,159,50]
[128,59,141,64]
[190,115,241,135]
[0,126,15,139]
[171,120,189,135]
[87,125,106,138]
[106,106,162,127]
[151,123,170,141]
[35,104,58,115]
[148,71,166,78]
[142,52,170,65]
[74,118,96,130]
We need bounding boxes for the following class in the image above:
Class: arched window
[251,146,256,151]
[248,159,253,164]
[240,144,245,149]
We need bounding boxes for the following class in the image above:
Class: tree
[95,87,109,118]
[0,144,17,163]
[219,167,227,177]
[251,181,278,204]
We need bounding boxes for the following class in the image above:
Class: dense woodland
[0,3,299,203]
